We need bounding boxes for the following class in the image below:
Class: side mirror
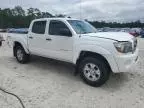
[59,29,72,37]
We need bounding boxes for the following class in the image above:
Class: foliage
[88,20,144,28]
[0,6,144,28]
[0,6,53,28]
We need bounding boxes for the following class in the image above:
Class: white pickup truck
[7,18,138,87]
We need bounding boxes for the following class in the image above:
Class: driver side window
[49,20,71,36]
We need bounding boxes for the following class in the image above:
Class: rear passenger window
[32,21,46,34]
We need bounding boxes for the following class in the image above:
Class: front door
[46,20,73,62]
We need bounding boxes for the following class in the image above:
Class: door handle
[29,36,33,39]
[46,38,52,41]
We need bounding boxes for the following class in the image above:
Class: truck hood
[81,32,134,41]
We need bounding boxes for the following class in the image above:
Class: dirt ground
[0,38,144,108]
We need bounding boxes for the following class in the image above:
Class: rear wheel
[15,46,30,64]
[79,57,110,87]
[0,41,2,46]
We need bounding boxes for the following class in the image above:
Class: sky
[0,0,144,22]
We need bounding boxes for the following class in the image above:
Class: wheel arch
[76,51,112,72]
[13,41,29,56]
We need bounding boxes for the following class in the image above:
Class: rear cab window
[32,21,46,34]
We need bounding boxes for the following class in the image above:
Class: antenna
[79,0,82,36]
[80,0,82,20]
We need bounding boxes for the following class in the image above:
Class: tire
[0,41,2,46]
[79,57,110,87]
[15,46,30,64]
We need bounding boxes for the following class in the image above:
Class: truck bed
[7,33,28,48]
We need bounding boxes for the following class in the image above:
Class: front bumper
[114,48,139,73]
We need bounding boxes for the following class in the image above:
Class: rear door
[28,20,47,56]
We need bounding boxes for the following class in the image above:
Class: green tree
[0,6,144,29]
[12,6,25,16]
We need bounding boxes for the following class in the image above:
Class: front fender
[73,44,119,73]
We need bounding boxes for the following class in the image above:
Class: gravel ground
[0,38,144,108]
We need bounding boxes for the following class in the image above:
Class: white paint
[7,18,139,73]
[0,33,8,40]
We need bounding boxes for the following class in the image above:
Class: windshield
[68,20,97,34]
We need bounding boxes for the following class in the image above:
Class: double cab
[7,18,138,87]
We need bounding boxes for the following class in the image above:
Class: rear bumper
[114,49,139,73]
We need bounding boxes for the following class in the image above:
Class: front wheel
[79,57,110,87]
[15,46,30,64]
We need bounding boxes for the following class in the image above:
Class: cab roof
[33,17,80,21]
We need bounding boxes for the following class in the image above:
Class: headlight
[114,41,132,53]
